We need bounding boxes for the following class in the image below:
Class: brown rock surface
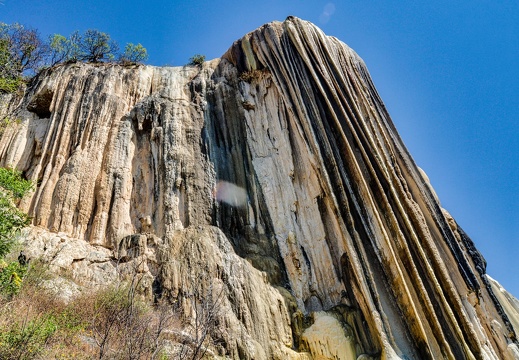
[1,17,518,359]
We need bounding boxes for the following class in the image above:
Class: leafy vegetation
[0,167,33,199]
[0,23,42,94]
[189,54,206,66]
[48,30,150,66]
[0,167,224,358]
[0,312,58,359]
[0,269,224,359]
[120,42,149,64]
[0,23,47,78]
[79,29,119,63]
[0,167,31,297]
[0,261,27,296]
[0,23,151,94]
[0,76,23,94]
[0,117,21,139]
[48,32,81,65]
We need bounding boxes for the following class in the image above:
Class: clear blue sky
[2,0,518,296]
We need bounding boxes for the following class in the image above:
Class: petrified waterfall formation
[1,17,518,359]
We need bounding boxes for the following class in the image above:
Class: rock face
[1,17,518,359]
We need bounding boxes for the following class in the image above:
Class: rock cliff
[1,17,518,359]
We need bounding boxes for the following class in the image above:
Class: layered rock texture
[1,17,518,359]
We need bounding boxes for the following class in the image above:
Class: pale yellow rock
[302,312,357,360]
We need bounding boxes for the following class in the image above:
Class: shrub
[239,68,269,83]
[0,76,23,94]
[0,167,33,199]
[0,170,31,260]
[0,263,227,358]
[0,32,24,94]
[0,314,58,359]
[0,167,32,295]
[0,261,27,296]
[88,283,170,359]
[189,54,205,66]
[120,42,148,64]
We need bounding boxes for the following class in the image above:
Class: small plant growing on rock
[0,117,21,138]
[239,68,269,83]
[189,54,205,66]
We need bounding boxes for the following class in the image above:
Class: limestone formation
[1,17,518,359]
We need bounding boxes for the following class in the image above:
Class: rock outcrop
[1,17,518,359]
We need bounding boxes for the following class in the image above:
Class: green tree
[0,22,47,77]
[48,31,81,65]
[0,38,22,93]
[79,29,119,63]
[119,42,148,64]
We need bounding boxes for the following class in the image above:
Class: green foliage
[55,306,86,333]
[0,36,22,94]
[0,167,33,199]
[79,29,119,63]
[0,118,21,138]
[0,314,58,359]
[1,23,150,70]
[0,197,29,239]
[189,54,206,66]
[48,31,81,65]
[0,265,225,358]
[0,22,47,78]
[0,196,30,259]
[120,42,148,64]
[0,76,22,94]
[0,167,30,297]
[0,22,46,93]
[0,260,27,296]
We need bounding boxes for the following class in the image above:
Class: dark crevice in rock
[27,88,53,119]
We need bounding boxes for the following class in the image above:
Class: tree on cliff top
[49,30,149,65]
[78,29,119,63]
[0,23,47,76]
[119,42,148,64]
[0,23,47,93]
[48,31,81,65]
[1,23,149,80]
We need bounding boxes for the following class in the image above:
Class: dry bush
[0,261,91,359]
[169,271,226,360]
[85,284,173,359]
[0,257,227,359]
[238,68,269,83]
